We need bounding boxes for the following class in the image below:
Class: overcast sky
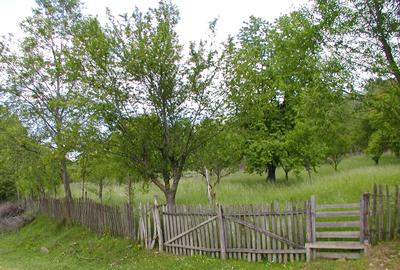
[0,0,309,45]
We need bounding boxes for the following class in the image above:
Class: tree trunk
[373,155,380,165]
[204,167,215,204]
[99,178,103,203]
[60,158,72,201]
[266,163,276,182]
[284,170,289,182]
[165,189,176,207]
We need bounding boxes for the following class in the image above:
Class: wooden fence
[161,202,308,262]
[370,184,400,244]
[23,184,400,263]
[24,198,157,248]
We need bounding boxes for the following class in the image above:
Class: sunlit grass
[68,154,400,206]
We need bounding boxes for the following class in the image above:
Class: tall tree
[223,12,328,181]
[0,0,84,201]
[72,2,223,205]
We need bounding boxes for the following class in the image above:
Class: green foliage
[0,178,16,201]
[224,10,353,180]
[0,0,85,200]
[313,0,400,83]
[73,1,223,205]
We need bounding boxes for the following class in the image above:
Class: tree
[361,79,400,163]
[188,121,243,203]
[313,0,400,84]
[223,11,339,181]
[0,0,84,202]
[72,2,224,206]
[0,106,59,199]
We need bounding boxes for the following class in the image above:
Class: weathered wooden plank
[244,206,251,262]
[362,192,370,244]
[379,184,384,241]
[226,248,306,254]
[372,184,377,243]
[316,221,360,228]
[164,244,219,252]
[200,205,208,256]
[317,203,360,209]
[181,205,188,255]
[270,203,277,262]
[316,211,360,217]
[260,205,266,261]
[298,203,305,261]
[316,231,360,238]
[287,203,294,262]
[293,204,299,261]
[276,203,282,263]
[310,196,316,260]
[230,206,238,259]
[217,204,227,260]
[251,205,256,262]
[224,205,231,259]
[281,205,288,263]
[207,205,215,258]
[395,185,400,239]
[162,205,169,253]
[386,185,391,240]
[305,241,365,249]
[316,252,361,259]
[265,205,272,262]
[237,205,243,260]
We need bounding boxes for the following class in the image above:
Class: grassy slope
[71,154,400,205]
[0,216,380,270]
[1,216,400,270]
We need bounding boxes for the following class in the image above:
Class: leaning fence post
[153,195,164,252]
[217,204,227,259]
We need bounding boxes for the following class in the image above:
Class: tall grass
[69,154,400,206]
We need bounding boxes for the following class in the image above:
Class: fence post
[153,195,164,252]
[361,192,370,244]
[310,195,316,260]
[217,204,227,259]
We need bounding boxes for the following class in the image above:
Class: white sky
[0,0,309,45]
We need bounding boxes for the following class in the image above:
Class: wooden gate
[161,202,308,262]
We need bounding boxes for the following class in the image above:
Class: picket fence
[23,183,400,263]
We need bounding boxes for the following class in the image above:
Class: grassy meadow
[70,154,400,206]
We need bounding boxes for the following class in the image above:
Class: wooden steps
[306,197,369,261]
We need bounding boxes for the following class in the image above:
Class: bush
[0,178,17,201]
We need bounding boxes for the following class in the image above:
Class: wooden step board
[307,198,368,261]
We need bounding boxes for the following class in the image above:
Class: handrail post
[362,192,370,245]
